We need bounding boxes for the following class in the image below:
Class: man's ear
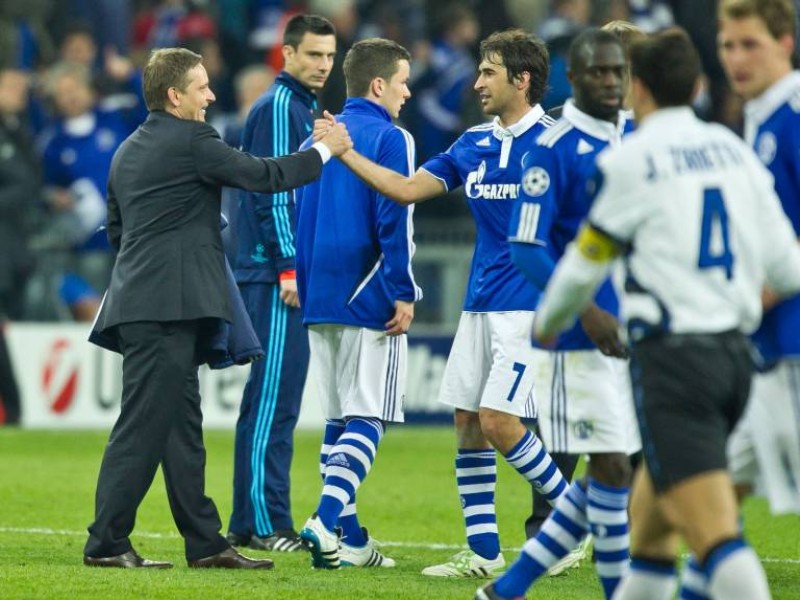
[516,70,531,90]
[370,77,384,98]
[167,86,181,108]
[282,44,295,66]
[779,33,795,60]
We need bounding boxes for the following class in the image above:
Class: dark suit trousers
[84,320,229,561]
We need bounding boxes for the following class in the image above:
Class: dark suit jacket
[94,110,323,334]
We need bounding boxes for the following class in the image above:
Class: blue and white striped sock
[587,478,630,599]
[457,448,500,560]
[319,419,346,479]
[316,418,384,534]
[493,480,589,598]
[318,419,367,547]
[613,557,677,600]
[678,555,710,600]
[504,430,567,505]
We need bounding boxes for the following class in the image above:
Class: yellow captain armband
[575,225,619,263]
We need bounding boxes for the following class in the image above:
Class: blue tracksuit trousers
[228,282,309,537]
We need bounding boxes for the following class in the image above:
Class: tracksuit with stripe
[229,72,316,539]
[294,97,421,544]
[295,98,421,329]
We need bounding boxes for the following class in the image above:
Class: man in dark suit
[83,47,351,569]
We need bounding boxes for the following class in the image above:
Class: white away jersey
[588,107,800,340]
[420,106,554,312]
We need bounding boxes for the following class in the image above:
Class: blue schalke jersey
[421,105,554,312]
[745,72,800,362]
[509,100,633,350]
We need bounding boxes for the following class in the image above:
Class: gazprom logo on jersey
[465,160,520,200]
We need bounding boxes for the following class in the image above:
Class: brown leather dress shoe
[83,549,173,569]
[188,547,274,569]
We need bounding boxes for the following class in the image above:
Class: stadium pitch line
[1,526,798,565]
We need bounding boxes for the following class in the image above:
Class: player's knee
[477,409,520,451]
[589,453,632,487]
[455,409,484,446]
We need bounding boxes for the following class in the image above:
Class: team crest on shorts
[574,420,594,440]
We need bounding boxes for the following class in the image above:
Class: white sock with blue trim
[612,557,677,600]
[705,538,770,600]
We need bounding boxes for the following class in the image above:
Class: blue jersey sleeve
[507,144,563,290]
[419,137,466,191]
[241,94,305,272]
[785,118,800,233]
[375,127,422,302]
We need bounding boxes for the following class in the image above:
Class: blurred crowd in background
[0,0,783,325]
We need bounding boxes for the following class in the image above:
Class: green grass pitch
[1,427,798,599]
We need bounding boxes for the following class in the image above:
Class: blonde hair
[601,20,647,57]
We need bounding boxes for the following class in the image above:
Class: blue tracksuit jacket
[234,72,317,282]
[295,97,423,329]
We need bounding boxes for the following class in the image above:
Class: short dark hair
[283,14,336,48]
[479,29,549,106]
[143,47,203,111]
[630,27,700,108]
[568,28,624,71]
[343,38,411,98]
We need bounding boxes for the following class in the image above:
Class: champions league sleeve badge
[522,166,550,197]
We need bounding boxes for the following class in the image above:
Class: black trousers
[84,320,229,561]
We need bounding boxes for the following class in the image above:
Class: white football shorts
[438,311,537,418]
[532,347,641,455]
[308,324,406,423]
[728,360,800,514]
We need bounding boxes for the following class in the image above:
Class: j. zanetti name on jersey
[465,160,520,200]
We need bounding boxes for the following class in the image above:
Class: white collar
[492,104,545,140]
[638,106,696,131]
[743,71,800,140]
[64,112,97,137]
[562,99,626,142]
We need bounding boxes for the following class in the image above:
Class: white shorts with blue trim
[308,324,406,423]
[728,360,800,515]
[438,311,537,418]
[532,347,641,455]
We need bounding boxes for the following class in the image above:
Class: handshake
[316,111,353,157]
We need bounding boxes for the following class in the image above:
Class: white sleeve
[588,149,649,243]
[534,242,613,339]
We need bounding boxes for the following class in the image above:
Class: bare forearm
[338,149,440,205]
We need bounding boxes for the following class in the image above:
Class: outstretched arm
[316,111,445,205]
[534,224,622,343]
